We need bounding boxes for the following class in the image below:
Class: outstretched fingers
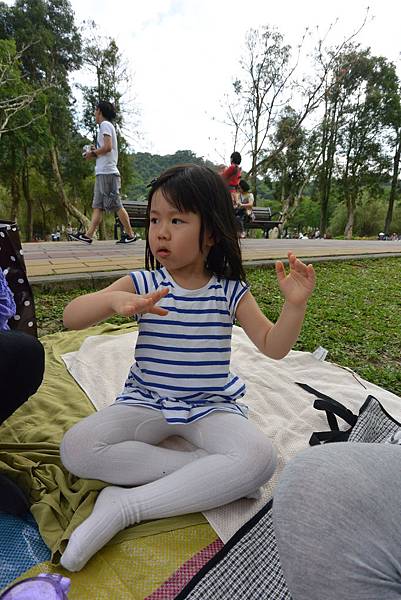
[276,252,316,290]
[275,260,286,282]
[144,287,169,316]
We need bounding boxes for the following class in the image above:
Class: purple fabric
[0,574,70,599]
[0,268,16,331]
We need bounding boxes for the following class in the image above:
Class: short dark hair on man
[96,101,117,121]
[230,151,241,165]
[239,179,250,192]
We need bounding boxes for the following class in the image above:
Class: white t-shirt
[95,120,119,176]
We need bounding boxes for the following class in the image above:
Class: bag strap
[296,382,358,446]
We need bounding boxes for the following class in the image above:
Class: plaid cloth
[176,393,401,600]
[348,396,401,443]
[175,499,291,600]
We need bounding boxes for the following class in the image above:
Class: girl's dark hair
[96,100,117,121]
[239,179,250,192]
[145,164,246,281]
[230,151,241,165]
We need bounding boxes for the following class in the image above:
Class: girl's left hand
[275,252,316,306]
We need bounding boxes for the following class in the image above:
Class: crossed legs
[60,405,276,571]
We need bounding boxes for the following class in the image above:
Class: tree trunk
[37,197,48,238]
[10,169,21,222]
[344,198,354,239]
[250,152,258,205]
[49,142,91,229]
[21,150,33,241]
[384,130,401,235]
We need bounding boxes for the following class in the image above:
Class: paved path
[23,238,401,283]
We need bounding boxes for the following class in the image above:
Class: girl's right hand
[110,287,169,317]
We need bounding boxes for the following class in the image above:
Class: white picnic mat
[62,326,401,543]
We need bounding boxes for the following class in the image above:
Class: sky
[26,1,401,166]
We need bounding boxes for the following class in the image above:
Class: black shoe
[0,473,29,516]
[68,232,92,244]
[116,234,139,244]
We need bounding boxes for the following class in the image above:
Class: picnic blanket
[62,325,401,543]
[0,324,208,558]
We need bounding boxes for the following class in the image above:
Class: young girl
[60,164,315,571]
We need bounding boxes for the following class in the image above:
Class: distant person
[269,226,280,240]
[68,101,138,245]
[221,152,242,206]
[235,179,254,239]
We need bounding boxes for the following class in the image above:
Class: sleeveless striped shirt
[114,267,249,424]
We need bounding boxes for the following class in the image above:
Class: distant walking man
[69,100,138,244]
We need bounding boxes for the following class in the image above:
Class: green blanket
[0,323,206,562]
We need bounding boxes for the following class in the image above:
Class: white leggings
[60,404,276,571]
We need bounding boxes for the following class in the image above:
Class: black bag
[295,383,401,446]
[0,221,37,336]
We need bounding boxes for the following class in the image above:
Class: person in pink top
[221,152,242,206]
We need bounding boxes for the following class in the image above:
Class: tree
[229,26,293,197]
[384,128,401,235]
[382,79,401,236]
[263,105,321,226]
[225,16,369,221]
[335,52,400,238]
[7,0,90,233]
[0,39,45,140]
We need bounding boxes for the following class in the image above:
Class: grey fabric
[92,174,122,212]
[273,442,401,600]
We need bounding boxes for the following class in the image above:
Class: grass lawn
[34,257,401,397]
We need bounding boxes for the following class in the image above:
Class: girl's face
[148,189,214,282]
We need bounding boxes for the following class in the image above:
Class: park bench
[114,201,283,239]
[244,206,283,238]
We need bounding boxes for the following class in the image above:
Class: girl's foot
[60,486,132,572]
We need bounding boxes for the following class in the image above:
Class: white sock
[60,486,132,572]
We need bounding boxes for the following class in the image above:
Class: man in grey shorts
[69,100,138,244]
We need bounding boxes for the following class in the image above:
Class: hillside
[125,150,216,200]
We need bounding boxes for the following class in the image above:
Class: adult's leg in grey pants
[273,443,401,600]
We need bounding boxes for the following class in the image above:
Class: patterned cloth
[145,539,223,599]
[387,430,401,445]
[0,267,16,330]
[176,500,291,600]
[115,268,249,423]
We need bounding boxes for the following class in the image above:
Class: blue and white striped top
[114,268,250,424]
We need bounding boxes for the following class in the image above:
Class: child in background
[235,179,255,238]
[221,151,242,206]
[60,164,315,571]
